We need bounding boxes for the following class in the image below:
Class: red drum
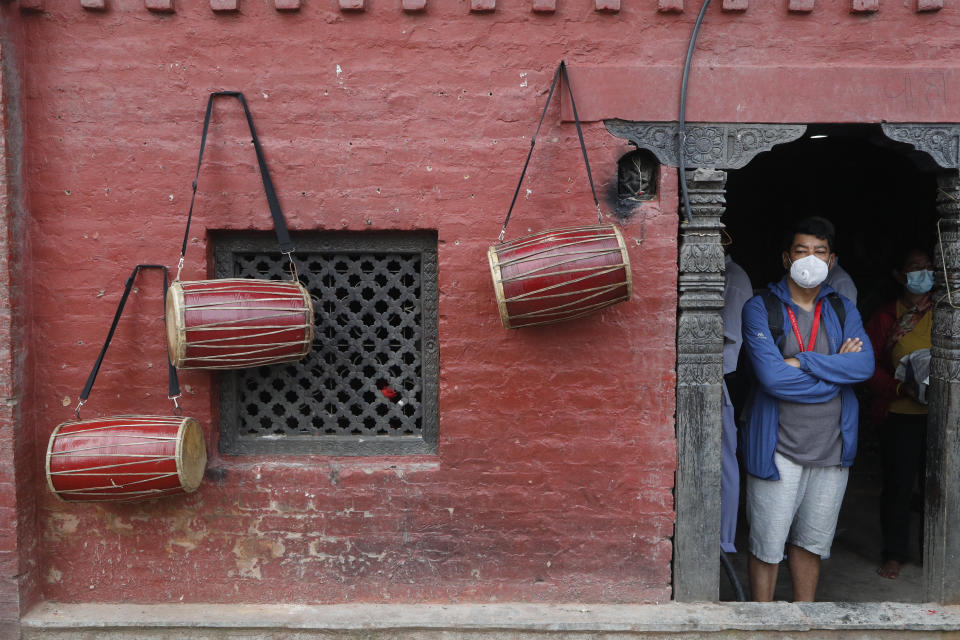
[46,415,206,503]
[488,224,632,329]
[166,279,314,370]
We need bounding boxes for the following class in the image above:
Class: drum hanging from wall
[46,415,206,503]
[166,278,314,370]
[488,224,632,329]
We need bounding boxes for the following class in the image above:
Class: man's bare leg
[748,553,779,601]
[787,544,820,602]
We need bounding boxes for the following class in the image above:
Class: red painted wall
[17,1,676,604]
[2,0,955,607]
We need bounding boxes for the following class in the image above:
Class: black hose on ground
[721,549,747,602]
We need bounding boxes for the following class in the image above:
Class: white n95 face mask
[790,254,829,289]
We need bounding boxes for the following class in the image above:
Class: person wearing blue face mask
[865,249,934,580]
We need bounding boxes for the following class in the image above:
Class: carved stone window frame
[606,121,960,604]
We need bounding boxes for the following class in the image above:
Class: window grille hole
[337,391,350,403]
[348,378,363,391]
[348,274,362,287]
[360,260,374,273]
[388,314,402,327]
[285,417,299,430]
[362,365,376,378]
[324,403,337,414]
[272,404,285,416]
[401,273,415,287]
[336,340,350,352]
[390,365,403,378]
[362,313,375,326]
[255,260,270,272]
[323,327,337,340]
[298,404,311,417]
[361,287,375,301]
[363,390,376,403]
[285,391,299,403]
[322,300,336,312]
[387,260,401,272]
[335,260,349,273]
[387,287,401,300]
[374,273,388,287]
[350,403,363,416]
[246,404,259,416]
[363,417,376,430]
[389,418,402,430]
[337,417,350,430]
[375,404,389,417]
[403,403,416,417]
[349,300,362,313]
[402,352,416,365]
[258,391,272,403]
[272,378,285,391]
[335,287,348,300]
[401,326,414,339]
[375,301,388,314]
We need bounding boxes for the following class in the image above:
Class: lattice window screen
[215,232,439,455]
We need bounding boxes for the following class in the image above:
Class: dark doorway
[720,124,939,602]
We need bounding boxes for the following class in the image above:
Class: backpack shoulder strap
[825,292,846,328]
[759,290,785,351]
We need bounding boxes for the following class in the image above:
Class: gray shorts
[747,452,849,564]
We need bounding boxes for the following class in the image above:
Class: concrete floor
[720,430,925,603]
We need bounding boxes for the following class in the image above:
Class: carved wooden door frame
[607,121,960,604]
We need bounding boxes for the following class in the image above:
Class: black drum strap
[498,60,602,243]
[76,264,181,418]
[178,91,295,280]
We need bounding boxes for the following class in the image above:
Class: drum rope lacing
[177,91,298,283]
[74,264,182,419]
[498,60,604,244]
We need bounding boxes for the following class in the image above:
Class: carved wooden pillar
[927,173,960,604]
[674,168,726,602]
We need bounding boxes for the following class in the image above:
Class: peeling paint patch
[50,513,79,536]
[232,537,286,579]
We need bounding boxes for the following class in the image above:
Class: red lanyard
[785,299,823,353]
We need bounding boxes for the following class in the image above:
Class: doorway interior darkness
[721,123,939,601]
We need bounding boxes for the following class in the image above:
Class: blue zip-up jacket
[740,277,875,480]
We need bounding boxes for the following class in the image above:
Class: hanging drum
[47,264,207,503]
[489,62,631,329]
[47,415,206,503]
[168,91,313,370]
[166,279,313,369]
[489,224,631,329]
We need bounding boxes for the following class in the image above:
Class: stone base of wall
[18,602,960,639]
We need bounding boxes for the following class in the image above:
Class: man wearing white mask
[740,217,875,601]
